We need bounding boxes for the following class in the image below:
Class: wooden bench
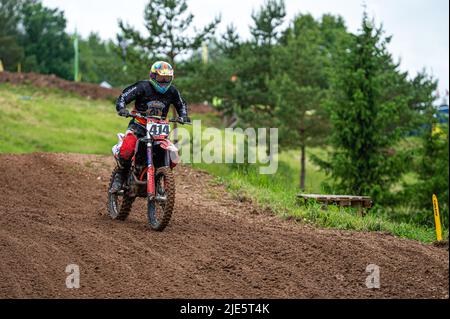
[297,194,373,216]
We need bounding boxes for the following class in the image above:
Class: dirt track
[0,153,448,299]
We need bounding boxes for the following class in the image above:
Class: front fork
[147,141,155,199]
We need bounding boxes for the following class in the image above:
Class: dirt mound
[0,153,448,299]
[0,72,121,100]
[0,72,219,115]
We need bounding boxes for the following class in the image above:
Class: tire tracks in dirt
[0,153,448,299]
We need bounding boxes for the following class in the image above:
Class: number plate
[148,123,170,136]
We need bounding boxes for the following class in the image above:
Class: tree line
[0,0,448,227]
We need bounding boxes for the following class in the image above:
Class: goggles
[155,74,173,83]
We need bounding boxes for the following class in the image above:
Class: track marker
[432,194,442,242]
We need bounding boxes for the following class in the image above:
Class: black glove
[178,116,191,124]
[118,108,130,118]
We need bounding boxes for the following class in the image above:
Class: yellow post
[432,194,442,242]
[0,59,4,72]
[17,63,21,73]
[202,42,209,65]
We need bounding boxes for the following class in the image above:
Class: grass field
[0,84,123,154]
[0,84,219,154]
[0,83,445,243]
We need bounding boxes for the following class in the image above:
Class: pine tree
[118,0,220,64]
[413,117,449,227]
[269,14,331,190]
[250,0,286,47]
[315,13,412,202]
[403,74,448,227]
[217,24,241,59]
[233,0,286,128]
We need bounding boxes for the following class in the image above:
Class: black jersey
[116,81,188,118]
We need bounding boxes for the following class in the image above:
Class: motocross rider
[111,61,190,193]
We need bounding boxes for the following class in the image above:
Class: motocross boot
[111,158,131,193]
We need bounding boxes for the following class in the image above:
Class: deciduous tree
[20,0,72,79]
[0,0,24,71]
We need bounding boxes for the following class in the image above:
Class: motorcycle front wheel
[147,167,175,231]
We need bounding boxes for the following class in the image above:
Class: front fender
[158,140,178,152]
[158,140,179,168]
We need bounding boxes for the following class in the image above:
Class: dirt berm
[0,153,448,298]
[0,72,219,114]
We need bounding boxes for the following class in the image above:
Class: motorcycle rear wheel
[107,167,135,221]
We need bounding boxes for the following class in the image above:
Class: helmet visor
[156,74,173,83]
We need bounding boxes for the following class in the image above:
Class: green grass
[0,84,221,154]
[182,119,444,243]
[1,83,445,243]
[191,161,440,243]
[278,149,329,194]
[0,84,124,154]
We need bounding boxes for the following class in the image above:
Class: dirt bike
[107,102,190,231]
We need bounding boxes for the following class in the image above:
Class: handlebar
[127,112,161,120]
[123,112,192,125]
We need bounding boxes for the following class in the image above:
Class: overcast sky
[42,0,449,95]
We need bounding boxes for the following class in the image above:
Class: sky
[42,0,449,96]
